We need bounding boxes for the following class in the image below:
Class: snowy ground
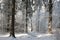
[0,32,56,40]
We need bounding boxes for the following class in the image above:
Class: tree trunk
[31,18,33,31]
[10,0,15,38]
[7,15,10,32]
[48,0,53,33]
[26,0,28,33]
[36,0,41,32]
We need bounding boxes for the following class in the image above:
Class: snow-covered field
[0,32,56,40]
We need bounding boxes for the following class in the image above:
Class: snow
[0,32,56,40]
[0,0,59,40]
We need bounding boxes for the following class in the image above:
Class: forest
[0,0,60,40]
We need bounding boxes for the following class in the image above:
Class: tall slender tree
[25,0,28,33]
[25,0,33,32]
[28,0,33,32]
[10,0,15,37]
[48,0,53,33]
[37,0,40,32]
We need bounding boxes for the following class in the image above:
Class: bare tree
[10,0,15,38]
[25,0,28,33]
[48,0,53,33]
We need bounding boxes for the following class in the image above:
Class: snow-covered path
[0,33,56,40]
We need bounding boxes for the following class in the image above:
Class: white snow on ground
[0,33,10,37]
[0,32,56,40]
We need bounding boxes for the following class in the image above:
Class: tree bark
[7,15,10,32]
[26,0,28,33]
[48,0,53,33]
[10,0,15,38]
[31,18,33,31]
